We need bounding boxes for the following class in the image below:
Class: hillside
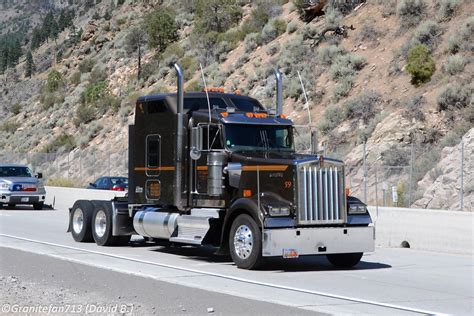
[0,0,472,210]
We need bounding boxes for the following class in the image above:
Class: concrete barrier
[45,186,126,211]
[43,187,472,255]
[368,206,473,255]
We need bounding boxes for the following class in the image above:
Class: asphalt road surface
[0,206,473,315]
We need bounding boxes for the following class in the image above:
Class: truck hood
[0,177,39,185]
[229,151,342,166]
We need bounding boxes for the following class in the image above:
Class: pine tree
[125,26,147,80]
[144,9,178,54]
[50,18,60,43]
[25,51,34,78]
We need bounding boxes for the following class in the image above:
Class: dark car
[87,177,128,191]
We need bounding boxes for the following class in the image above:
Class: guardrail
[43,187,472,255]
[368,206,473,255]
[45,186,126,211]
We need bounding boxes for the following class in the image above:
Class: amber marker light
[243,189,252,197]
[345,188,351,196]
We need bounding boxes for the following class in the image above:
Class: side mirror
[36,173,43,179]
[190,126,203,160]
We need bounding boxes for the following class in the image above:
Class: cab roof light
[245,112,254,118]
[279,114,286,119]
[203,87,225,93]
[254,113,268,118]
[221,112,229,118]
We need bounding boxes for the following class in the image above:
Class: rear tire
[229,214,263,270]
[7,203,15,209]
[33,202,44,210]
[91,201,130,246]
[327,253,363,268]
[70,200,94,242]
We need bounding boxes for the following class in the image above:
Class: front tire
[7,203,15,209]
[91,201,130,246]
[33,202,44,210]
[70,200,94,242]
[327,253,363,268]
[229,214,263,270]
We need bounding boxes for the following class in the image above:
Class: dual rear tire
[70,200,130,246]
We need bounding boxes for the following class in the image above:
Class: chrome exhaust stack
[274,68,283,116]
[174,63,184,210]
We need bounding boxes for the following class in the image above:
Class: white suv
[0,164,46,210]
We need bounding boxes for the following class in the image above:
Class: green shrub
[89,65,108,84]
[403,95,426,121]
[42,133,75,153]
[186,80,202,92]
[329,54,366,80]
[437,0,460,20]
[317,45,346,65]
[397,0,427,28]
[244,33,262,53]
[40,90,65,110]
[411,21,441,51]
[317,104,344,134]
[332,76,354,102]
[70,71,81,86]
[180,56,198,81]
[443,55,466,75]
[74,105,96,126]
[343,91,381,124]
[78,58,96,73]
[83,81,108,105]
[261,19,286,44]
[0,120,20,133]
[381,145,410,166]
[47,69,63,92]
[47,177,78,187]
[287,21,298,34]
[324,7,343,28]
[11,102,21,115]
[447,16,474,53]
[437,84,471,111]
[405,44,435,86]
[266,43,280,56]
[141,60,160,81]
[356,23,380,43]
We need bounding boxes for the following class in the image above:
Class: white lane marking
[0,233,446,316]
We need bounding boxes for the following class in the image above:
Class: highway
[0,206,473,315]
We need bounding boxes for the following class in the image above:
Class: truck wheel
[7,203,15,209]
[33,202,44,210]
[229,214,263,270]
[91,201,130,246]
[70,200,94,242]
[327,253,363,268]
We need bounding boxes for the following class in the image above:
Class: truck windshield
[224,124,294,152]
[0,166,33,177]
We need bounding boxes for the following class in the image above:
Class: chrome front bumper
[262,226,375,257]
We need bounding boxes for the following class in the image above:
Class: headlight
[0,183,10,190]
[266,205,290,216]
[348,204,367,215]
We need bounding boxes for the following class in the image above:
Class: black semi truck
[69,64,374,269]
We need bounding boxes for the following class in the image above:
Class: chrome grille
[298,166,345,225]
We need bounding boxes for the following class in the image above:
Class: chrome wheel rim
[94,210,107,238]
[233,224,253,260]
[72,208,84,234]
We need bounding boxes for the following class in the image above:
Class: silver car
[0,164,46,210]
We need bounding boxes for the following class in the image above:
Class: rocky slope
[0,0,472,210]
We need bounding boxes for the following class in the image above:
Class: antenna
[199,63,212,123]
[297,70,312,126]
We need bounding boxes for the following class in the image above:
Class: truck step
[169,214,216,245]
